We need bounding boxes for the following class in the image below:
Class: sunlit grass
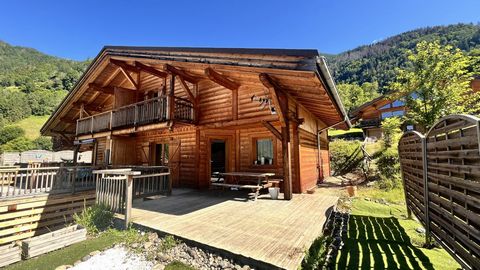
[328,128,363,136]
[7,115,49,140]
[339,187,461,270]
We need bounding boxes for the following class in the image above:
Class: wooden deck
[128,188,339,269]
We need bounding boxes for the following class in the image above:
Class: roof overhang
[41,46,351,136]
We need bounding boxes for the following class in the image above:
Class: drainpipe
[317,118,349,182]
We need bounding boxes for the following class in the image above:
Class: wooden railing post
[124,174,133,229]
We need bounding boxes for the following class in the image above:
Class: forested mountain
[0,41,88,91]
[327,23,480,93]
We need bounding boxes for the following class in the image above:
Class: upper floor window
[381,110,404,119]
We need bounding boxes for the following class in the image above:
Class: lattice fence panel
[399,115,480,270]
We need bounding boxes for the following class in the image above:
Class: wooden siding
[94,137,107,165]
[135,127,198,188]
[112,136,137,165]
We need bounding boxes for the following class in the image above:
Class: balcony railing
[76,96,194,135]
[358,118,381,128]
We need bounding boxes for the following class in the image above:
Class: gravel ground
[58,232,253,270]
[69,246,153,270]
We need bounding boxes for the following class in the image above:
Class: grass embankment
[7,115,49,140]
[337,186,460,270]
[5,229,192,270]
[328,128,363,137]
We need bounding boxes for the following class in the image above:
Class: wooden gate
[398,114,480,270]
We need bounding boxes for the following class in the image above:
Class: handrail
[112,95,167,112]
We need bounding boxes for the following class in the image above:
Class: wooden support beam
[164,64,199,83]
[262,121,282,141]
[60,117,77,124]
[177,76,196,104]
[134,61,168,78]
[282,124,292,200]
[88,83,115,95]
[259,73,287,127]
[110,59,138,89]
[205,68,240,90]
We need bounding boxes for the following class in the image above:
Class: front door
[210,140,226,180]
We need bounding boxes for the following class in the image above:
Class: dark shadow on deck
[337,215,434,270]
[133,188,269,216]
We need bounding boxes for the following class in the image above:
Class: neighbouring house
[351,76,480,140]
[41,47,350,198]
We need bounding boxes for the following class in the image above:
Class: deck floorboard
[129,188,338,270]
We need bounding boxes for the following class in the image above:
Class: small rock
[144,241,153,250]
[364,197,371,201]
[148,232,159,241]
[416,227,426,234]
[152,264,165,270]
[81,255,91,262]
[157,253,170,262]
[89,250,101,256]
[73,260,82,266]
[131,243,139,249]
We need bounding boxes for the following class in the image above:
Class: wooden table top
[219,172,275,178]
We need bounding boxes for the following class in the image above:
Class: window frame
[251,136,276,167]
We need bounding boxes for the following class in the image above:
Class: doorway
[210,140,226,179]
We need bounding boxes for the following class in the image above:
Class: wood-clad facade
[42,47,350,197]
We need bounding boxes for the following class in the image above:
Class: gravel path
[70,246,153,270]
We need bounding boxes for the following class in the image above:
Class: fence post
[421,136,431,246]
[124,174,133,229]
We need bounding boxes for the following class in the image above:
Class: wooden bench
[211,182,272,201]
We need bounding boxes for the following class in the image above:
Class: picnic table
[211,172,280,200]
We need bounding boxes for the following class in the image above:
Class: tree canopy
[390,41,480,130]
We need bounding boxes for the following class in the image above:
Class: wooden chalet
[41,46,350,199]
[349,94,406,139]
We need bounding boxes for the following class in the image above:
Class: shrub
[74,203,115,235]
[329,139,362,174]
[1,136,35,152]
[382,117,403,148]
[376,147,402,190]
[0,126,25,144]
[34,136,53,150]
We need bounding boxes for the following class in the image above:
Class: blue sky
[1,0,479,61]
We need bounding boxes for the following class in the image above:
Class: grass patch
[165,261,196,270]
[7,115,49,140]
[5,230,125,270]
[328,128,362,137]
[337,187,461,270]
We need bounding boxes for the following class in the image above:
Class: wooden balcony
[76,96,194,135]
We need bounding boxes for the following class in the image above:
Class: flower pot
[346,185,357,197]
[269,187,280,199]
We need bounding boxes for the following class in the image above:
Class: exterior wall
[135,126,198,188]
[366,127,383,140]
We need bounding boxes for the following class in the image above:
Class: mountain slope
[0,40,88,92]
[327,23,480,92]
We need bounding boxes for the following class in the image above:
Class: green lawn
[5,231,122,270]
[7,115,50,140]
[337,187,460,270]
[328,128,363,137]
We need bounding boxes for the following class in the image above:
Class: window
[392,100,405,107]
[255,138,273,165]
[381,110,404,119]
[154,143,169,165]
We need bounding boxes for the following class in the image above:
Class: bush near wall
[329,139,362,174]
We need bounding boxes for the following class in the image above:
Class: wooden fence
[93,166,170,227]
[0,166,98,199]
[398,114,480,270]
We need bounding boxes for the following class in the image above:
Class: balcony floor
[127,188,339,269]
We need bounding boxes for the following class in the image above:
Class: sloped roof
[41,46,351,136]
